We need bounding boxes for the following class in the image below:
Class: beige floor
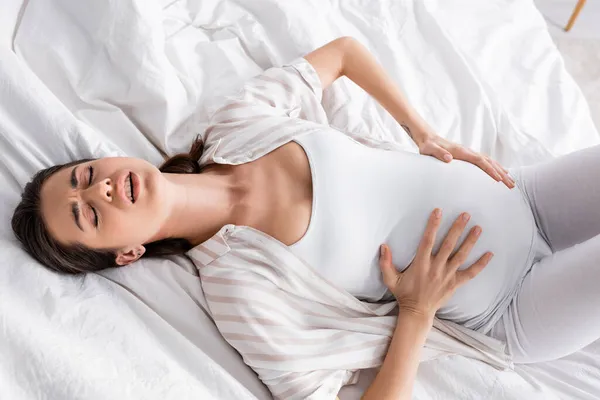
[534,0,600,130]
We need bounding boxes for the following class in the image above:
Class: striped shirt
[187,58,513,399]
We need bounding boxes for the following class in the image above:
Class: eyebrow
[71,203,84,232]
[69,167,84,232]
[70,167,78,189]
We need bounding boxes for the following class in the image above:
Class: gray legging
[487,144,600,364]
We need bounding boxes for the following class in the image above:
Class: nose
[82,178,112,203]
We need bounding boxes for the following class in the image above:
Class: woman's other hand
[379,208,493,319]
[303,36,513,190]
[417,135,515,189]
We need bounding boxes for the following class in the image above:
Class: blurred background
[534,0,599,129]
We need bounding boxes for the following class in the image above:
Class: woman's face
[40,157,170,264]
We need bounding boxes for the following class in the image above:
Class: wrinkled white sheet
[0,0,598,399]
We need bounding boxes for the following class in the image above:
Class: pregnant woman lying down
[12,37,600,399]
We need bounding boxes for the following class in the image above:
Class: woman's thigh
[487,233,600,363]
[507,144,600,253]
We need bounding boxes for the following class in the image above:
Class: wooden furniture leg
[565,0,587,32]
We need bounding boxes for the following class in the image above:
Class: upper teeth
[126,175,134,202]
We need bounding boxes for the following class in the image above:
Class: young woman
[12,37,600,399]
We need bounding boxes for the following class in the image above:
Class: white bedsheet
[0,0,598,399]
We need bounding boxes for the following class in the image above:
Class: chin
[145,169,167,204]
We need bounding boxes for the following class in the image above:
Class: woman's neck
[155,166,248,246]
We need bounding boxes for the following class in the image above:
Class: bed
[1,0,598,399]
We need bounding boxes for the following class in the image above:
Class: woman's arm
[360,209,491,400]
[303,37,516,189]
[304,36,433,146]
[361,311,432,400]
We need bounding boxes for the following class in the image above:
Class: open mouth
[126,172,135,203]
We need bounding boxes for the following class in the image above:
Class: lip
[119,173,131,204]
[131,172,141,203]
[118,171,141,205]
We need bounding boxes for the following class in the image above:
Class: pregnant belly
[385,157,535,330]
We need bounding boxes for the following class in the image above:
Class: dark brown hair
[11,137,205,275]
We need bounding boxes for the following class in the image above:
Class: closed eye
[87,166,98,227]
[91,205,98,227]
[88,165,94,186]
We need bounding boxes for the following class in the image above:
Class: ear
[115,245,146,266]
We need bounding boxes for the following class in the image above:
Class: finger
[461,149,506,183]
[433,145,453,163]
[379,244,399,288]
[455,252,494,287]
[421,143,453,163]
[479,157,502,182]
[496,165,514,189]
[379,244,392,269]
[434,212,470,262]
[497,162,509,174]
[463,152,502,182]
[489,158,515,189]
[416,208,443,258]
[484,156,508,185]
[448,225,482,271]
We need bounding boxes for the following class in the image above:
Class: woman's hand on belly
[379,208,494,319]
[416,135,516,190]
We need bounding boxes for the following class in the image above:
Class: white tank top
[288,129,537,328]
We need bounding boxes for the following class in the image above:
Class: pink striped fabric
[187,59,513,399]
